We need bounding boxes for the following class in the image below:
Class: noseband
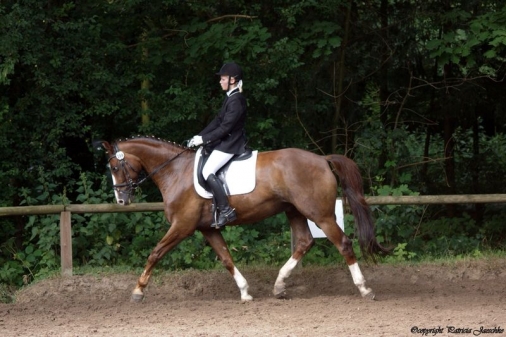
[108,144,144,197]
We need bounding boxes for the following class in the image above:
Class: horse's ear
[92,140,111,153]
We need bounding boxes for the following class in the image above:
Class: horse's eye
[112,166,119,172]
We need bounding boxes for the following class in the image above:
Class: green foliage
[367,184,422,249]
[384,243,417,263]
[1,0,506,289]
[426,4,506,75]
[224,221,293,265]
[0,240,28,286]
[0,283,15,304]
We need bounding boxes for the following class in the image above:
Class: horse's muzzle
[117,198,130,206]
[115,190,132,206]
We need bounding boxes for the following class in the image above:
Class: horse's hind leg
[273,208,315,298]
[318,217,375,299]
[201,229,253,302]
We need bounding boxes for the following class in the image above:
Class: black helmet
[216,62,243,81]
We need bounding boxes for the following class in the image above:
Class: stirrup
[211,208,237,229]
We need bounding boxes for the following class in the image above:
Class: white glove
[188,135,203,147]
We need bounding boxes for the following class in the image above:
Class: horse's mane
[115,135,195,151]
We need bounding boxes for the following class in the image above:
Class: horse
[99,136,388,302]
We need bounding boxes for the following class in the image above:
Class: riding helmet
[216,62,243,81]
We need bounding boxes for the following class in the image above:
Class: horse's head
[100,140,143,206]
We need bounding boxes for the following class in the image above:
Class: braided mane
[115,135,195,150]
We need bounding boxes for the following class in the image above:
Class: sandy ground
[1,257,505,337]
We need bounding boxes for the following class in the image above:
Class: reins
[109,143,192,191]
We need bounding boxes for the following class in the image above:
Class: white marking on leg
[274,257,299,296]
[348,262,374,297]
[233,267,253,302]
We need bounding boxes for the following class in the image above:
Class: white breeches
[202,150,234,180]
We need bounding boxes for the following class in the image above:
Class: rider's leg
[203,150,236,228]
[206,174,237,227]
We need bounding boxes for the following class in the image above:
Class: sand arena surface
[1,258,505,336]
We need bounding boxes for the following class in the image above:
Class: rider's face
[220,76,235,91]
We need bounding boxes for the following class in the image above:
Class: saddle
[193,147,258,198]
[197,147,253,192]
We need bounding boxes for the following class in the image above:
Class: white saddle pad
[193,147,258,199]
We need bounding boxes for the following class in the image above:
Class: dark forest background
[1,1,505,287]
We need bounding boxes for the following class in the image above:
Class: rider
[188,62,248,228]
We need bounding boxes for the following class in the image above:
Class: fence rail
[1,194,506,276]
[2,194,506,217]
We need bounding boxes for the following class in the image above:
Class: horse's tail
[325,154,390,261]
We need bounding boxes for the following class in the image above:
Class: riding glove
[188,135,203,147]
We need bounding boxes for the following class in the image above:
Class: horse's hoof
[131,293,144,303]
[363,291,376,300]
[274,291,289,299]
[241,295,253,303]
[273,284,285,298]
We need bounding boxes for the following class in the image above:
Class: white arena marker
[307,200,344,238]
[290,200,344,255]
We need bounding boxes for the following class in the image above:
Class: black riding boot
[206,174,237,228]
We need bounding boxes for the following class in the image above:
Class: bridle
[108,143,191,198]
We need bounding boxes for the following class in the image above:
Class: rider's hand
[188,135,203,147]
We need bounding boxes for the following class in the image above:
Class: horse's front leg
[131,227,189,302]
[201,228,253,302]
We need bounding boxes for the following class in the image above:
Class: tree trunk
[141,31,150,125]
[377,0,389,170]
[421,128,431,189]
[141,78,149,125]
[443,115,456,217]
[472,114,484,222]
[331,0,352,154]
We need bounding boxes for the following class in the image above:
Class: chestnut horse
[100,136,387,302]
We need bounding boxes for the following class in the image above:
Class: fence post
[60,211,72,277]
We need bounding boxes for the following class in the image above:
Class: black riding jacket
[199,88,247,154]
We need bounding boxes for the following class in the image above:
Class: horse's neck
[124,141,174,167]
[124,140,194,188]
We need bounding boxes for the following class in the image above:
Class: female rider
[188,62,248,228]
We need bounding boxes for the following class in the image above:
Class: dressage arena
[1,258,505,336]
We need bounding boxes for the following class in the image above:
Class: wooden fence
[1,194,506,277]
